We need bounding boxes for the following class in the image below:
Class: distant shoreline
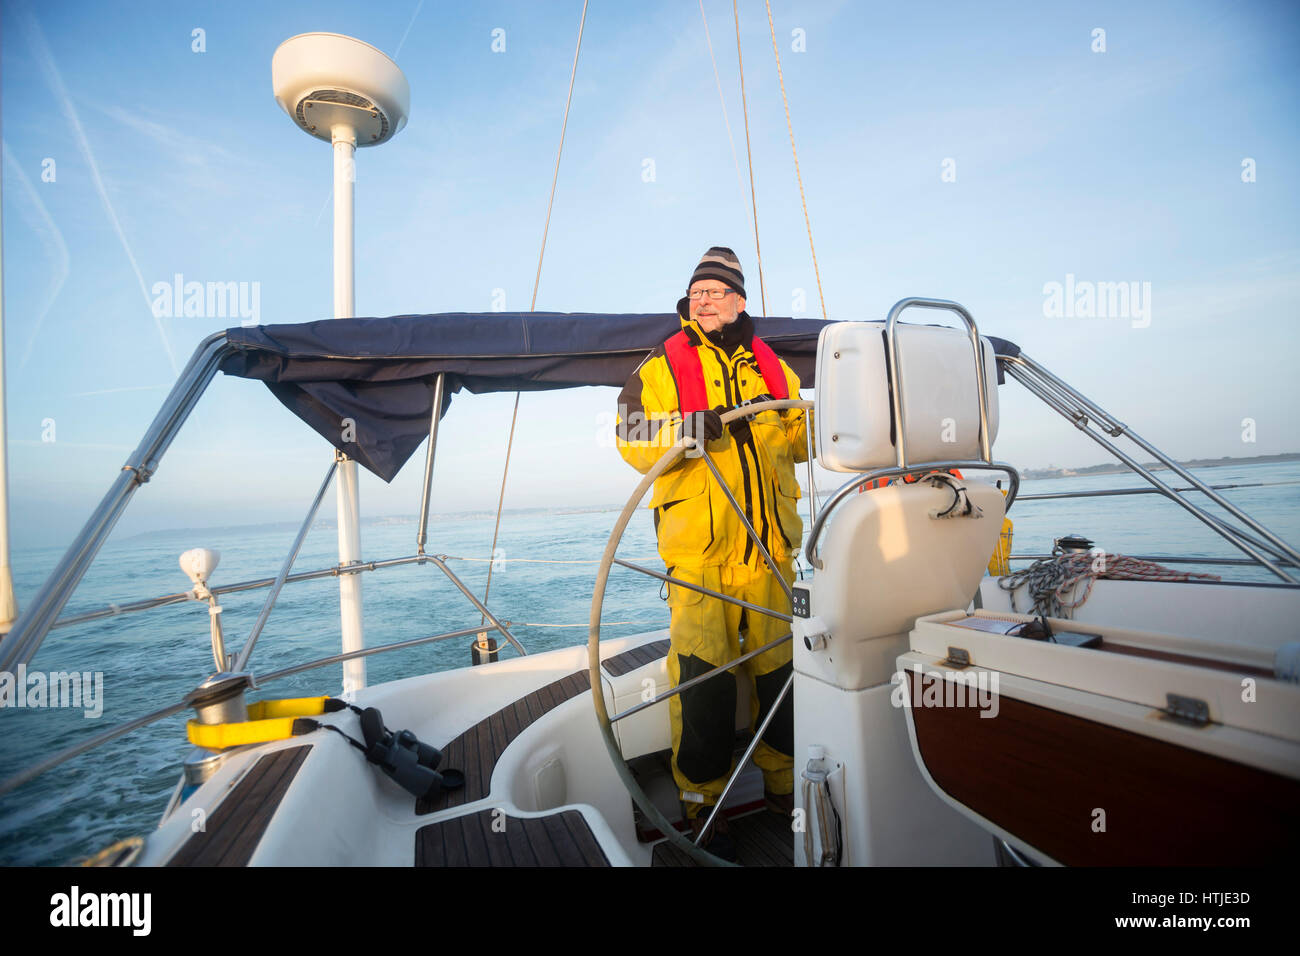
[1016,452,1300,481]
[110,453,1298,543]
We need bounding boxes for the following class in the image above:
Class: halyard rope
[734,0,767,315]
[699,0,754,239]
[764,0,826,320]
[482,0,589,624]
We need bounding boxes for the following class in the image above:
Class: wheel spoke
[698,447,795,607]
[612,559,793,623]
[694,669,795,845]
[608,632,792,723]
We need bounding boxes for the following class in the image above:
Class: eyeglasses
[687,288,737,300]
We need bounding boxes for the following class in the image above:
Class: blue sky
[2,0,1299,552]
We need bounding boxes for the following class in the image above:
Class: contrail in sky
[16,3,180,375]
[2,142,69,371]
[394,0,425,60]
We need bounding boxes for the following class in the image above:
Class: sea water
[1,460,1297,865]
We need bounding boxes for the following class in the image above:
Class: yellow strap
[247,696,330,720]
[186,696,334,750]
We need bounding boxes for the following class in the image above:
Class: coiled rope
[998,552,1220,619]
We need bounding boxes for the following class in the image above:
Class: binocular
[357,706,465,800]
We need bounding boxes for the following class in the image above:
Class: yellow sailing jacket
[616,313,807,569]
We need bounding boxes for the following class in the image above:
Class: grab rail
[1000,353,1298,584]
[806,460,1020,570]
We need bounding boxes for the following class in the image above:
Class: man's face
[689,279,746,334]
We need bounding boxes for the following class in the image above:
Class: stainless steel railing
[0,333,234,672]
[0,346,535,798]
[1000,353,1299,584]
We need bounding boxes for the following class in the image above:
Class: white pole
[0,171,16,634]
[332,125,365,694]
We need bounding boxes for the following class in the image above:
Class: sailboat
[2,17,1298,869]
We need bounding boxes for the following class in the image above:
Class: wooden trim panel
[1099,640,1274,679]
[908,673,1300,865]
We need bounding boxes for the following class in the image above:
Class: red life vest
[860,468,965,492]
[663,329,788,416]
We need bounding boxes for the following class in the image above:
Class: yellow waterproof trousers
[666,559,795,816]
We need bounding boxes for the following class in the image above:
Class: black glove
[680,409,724,443]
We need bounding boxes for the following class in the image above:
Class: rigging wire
[698,0,754,238]
[764,0,826,320]
[481,0,589,625]
[733,0,767,315]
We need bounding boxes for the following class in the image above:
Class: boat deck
[650,809,794,867]
[416,669,592,814]
[415,808,610,866]
[160,636,799,866]
[168,745,312,867]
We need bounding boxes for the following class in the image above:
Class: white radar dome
[272,33,410,146]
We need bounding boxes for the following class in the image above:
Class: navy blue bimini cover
[221,311,833,482]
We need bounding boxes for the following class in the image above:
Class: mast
[272,33,410,694]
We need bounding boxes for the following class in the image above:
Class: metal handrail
[1013,479,1300,502]
[1008,481,1300,571]
[0,328,535,804]
[0,333,235,673]
[885,297,994,468]
[30,547,530,666]
[1015,353,1300,567]
[0,619,516,799]
[1001,354,1298,584]
[45,554,486,629]
[1008,553,1298,569]
[805,460,1021,570]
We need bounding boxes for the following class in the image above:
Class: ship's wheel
[588,399,814,866]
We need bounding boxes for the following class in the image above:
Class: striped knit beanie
[688,246,746,299]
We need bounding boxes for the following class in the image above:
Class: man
[616,246,807,856]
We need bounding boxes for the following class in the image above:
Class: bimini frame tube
[416,372,446,555]
[0,333,234,673]
[1013,351,1300,571]
[1002,355,1297,584]
[233,461,338,673]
